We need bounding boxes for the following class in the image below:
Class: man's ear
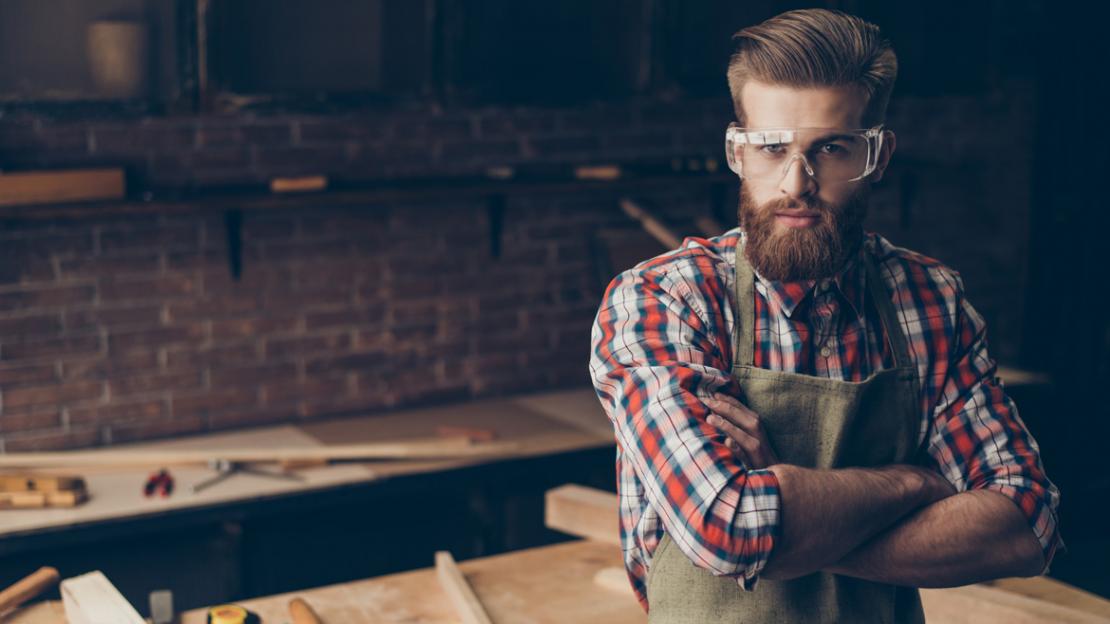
[871,130,896,183]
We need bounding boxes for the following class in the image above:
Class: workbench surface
[0,388,612,544]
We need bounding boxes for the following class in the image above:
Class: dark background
[1,0,1106,606]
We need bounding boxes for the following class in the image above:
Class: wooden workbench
[0,388,612,544]
[9,537,1110,623]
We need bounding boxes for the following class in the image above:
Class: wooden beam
[0,437,518,470]
[434,551,493,624]
[544,484,619,545]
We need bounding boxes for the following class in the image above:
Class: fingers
[706,393,760,431]
[704,393,780,468]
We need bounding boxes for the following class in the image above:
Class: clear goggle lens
[724,125,884,183]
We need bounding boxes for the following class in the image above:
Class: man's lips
[774,210,821,228]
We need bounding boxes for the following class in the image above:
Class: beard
[738,184,869,282]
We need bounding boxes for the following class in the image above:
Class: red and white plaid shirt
[589,228,1061,611]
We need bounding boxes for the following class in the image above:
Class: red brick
[0,409,62,433]
[101,274,197,301]
[0,285,97,312]
[99,224,200,252]
[109,414,207,444]
[69,399,165,426]
[61,350,158,381]
[172,388,258,417]
[305,351,389,375]
[65,304,163,331]
[167,296,264,321]
[2,380,104,410]
[261,375,347,406]
[2,334,101,361]
[208,363,297,388]
[264,333,351,359]
[57,253,161,278]
[0,363,58,386]
[107,371,203,397]
[305,306,385,330]
[0,313,63,338]
[2,428,100,452]
[210,316,299,340]
[166,344,258,369]
[209,406,297,431]
[108,324,205,353]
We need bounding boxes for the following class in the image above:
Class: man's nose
[778,154,817,199]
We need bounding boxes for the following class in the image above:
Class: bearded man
[589,8,1060,623]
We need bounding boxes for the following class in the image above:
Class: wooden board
[0,169,124,207]
[545,484,619,545]
[177,540,644,624]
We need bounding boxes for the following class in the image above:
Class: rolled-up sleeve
[590,263,781,587]
[925,275,1062,571]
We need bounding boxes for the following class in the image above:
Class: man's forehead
[740,81,868,129]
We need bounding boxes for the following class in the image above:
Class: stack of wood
[0,474,88,509]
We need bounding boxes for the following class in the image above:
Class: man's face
[737,80,893,282]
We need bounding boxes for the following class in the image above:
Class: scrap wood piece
[435,551,493,624]
[0,474,86,493]
[0,437,519,470]
[0,567,60,615]
[60,571,145,624]
[619,198,683,249]
[0,489,87,509]
[544,484,619,545]
[920,583,1110,624]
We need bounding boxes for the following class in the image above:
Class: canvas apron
[645,239,926,624]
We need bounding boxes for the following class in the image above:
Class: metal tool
[193,458,305,494]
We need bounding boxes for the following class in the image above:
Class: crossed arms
[590,262,1060,588]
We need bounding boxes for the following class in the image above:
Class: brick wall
[0,89,1034,450]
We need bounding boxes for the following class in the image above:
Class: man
[589,8,1060,623]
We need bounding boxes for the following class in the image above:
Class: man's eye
[760,144,786,155]
[818,143,847,155]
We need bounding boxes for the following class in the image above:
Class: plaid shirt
[589,228,1061,611]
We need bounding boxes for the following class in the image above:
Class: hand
[704,393,780,469]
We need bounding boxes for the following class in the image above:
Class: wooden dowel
[619,198,683,249]
[0,567,60,614]
[435,551,493,624]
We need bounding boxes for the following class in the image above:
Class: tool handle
[288,597,322,624]
[0,566,60,613]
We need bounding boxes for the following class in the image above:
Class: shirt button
[820,346,832,358]
[819,280,831,292]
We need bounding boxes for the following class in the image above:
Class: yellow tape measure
[207,604,249,624]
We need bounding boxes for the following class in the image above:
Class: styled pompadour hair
[727,9,898,126]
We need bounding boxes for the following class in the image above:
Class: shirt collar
[737,230,869,320]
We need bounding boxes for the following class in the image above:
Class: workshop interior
[0,1,1107,622]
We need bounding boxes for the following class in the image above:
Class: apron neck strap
[732,235,913,369]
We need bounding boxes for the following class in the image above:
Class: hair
[727,9,897,127]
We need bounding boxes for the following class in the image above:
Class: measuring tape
[207,604,258,624]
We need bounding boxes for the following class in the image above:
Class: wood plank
[987,577,1110,619]
[545,484,620,545]
[0,169,124,207]
[0,437,517,469]
[435,552,493,624]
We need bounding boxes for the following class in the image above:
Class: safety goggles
[724,124,885,184]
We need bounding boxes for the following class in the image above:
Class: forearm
[826,489,1044,586]
[762,463,951,580]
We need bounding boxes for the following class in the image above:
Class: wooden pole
[435,551,493,624]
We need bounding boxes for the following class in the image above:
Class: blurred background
[0,0,1106,616]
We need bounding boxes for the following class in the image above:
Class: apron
[646,237,926,624]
